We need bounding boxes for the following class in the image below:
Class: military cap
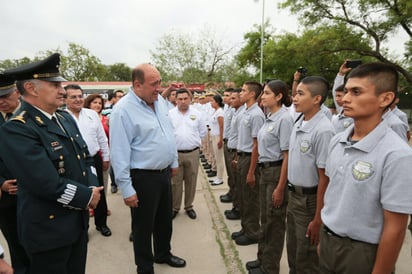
[4,53,67,82]
[205,91,215,96]
[0,74,17,96]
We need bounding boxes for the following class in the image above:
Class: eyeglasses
[67,95,84,100]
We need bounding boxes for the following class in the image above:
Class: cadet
[247,80,294,274]
[0,74,29,274]
[320,63,412,273]
[287,76,335,273]
[225,89,245,221]
[232,81,265,246]
[0,54,102,274]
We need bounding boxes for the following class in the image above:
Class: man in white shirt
[65,84,111,237]
[169,89,207,219]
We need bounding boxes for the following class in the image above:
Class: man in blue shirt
[110,63,186,274]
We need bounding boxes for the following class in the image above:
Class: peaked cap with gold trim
[4,53,67,82]
[0,74,17,96]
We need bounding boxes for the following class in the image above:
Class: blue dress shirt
[110,87,178,198]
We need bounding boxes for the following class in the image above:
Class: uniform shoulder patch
[10,110,27,124]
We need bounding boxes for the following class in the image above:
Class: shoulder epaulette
[10,110,27,124]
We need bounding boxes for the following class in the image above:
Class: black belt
[258,160,283,168]
[323,225,365,244]
[287,183,317,195]
[178,147,199,153]
[131,168,169,174]
[227,148,237,153]
[323,225,343,238]
[237,151,252,156]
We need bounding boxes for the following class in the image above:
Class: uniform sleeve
[332,74,345,113]
[0,122,93,209]
[198,111,207,139]
[279,115,294,151]
[381,150,412,214]
[314,127,335,168]
[251,113,265,138]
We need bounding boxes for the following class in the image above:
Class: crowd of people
[0,53,411,274]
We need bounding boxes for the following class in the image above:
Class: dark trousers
[93,154,108,228]
[0,206,30,274]
[27,228,88,274]
[319,227,378,274]
[257,166,287,274]
[237,154,260,240]
[223,142,234,195]
[130,169,173,274]
[109,166,116,187]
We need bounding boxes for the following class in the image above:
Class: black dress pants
[130,169,173,274]
[27,228,88,274]
[93,154,108,228]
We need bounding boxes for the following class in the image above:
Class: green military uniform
[0,102,98,252]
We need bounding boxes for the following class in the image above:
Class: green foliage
[0,43,132,82]
[150,27,234,84]
[279,0,412,83]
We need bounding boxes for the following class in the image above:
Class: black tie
[52,116,65,133]
[5,113,12,121]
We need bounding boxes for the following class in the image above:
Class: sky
[1,0,408,68]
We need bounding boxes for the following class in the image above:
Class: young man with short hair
[320,62,412,273]
[287,76,335,273]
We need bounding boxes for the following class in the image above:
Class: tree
[102,63,131,81]
[150,27,234,84]
[236,23,373,85]
[0,57,32,71]
[279,0,412,84]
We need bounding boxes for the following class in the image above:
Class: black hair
[224,87,235,92]
[335,84,345,92]
[300,76,329,105]
[213,94,224,108]
[244,81,263,100]
[176,88,190,97]
[266,80,293,107]
[64,84,83,93]
[347,62,398,95]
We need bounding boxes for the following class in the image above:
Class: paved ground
[1,166,411,273]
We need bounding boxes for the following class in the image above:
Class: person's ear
[24,81,38,97]
[312,94,322,105]
[379,91,395,109]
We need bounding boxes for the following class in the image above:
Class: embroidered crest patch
[352,160,374,181]
[300,140,311,153]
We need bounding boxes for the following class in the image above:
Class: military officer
[0,74,29,274]
[0,53,102,274]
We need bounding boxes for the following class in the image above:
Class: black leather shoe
[154,254,186,268]
[111,184,118,194]
[246,259,261,270]
[186,209,197,219]
[96,225,112,237]
[129,232,133,242]
[201,158,207,163]
[235,235,258,246]
[220,193,232,203]
[207,171,217,177]
[203,164,211,169]
[226,209,240,220]
[231,229,244,240]
[172,210,178,219]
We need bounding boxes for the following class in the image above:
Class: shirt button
[49,215,55,220]
[77,155,80,160]
[83,171,86,176]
